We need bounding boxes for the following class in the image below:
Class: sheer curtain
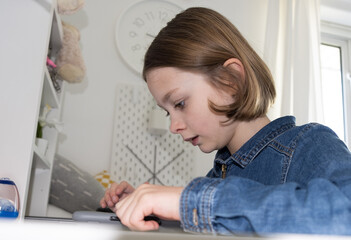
[264,0,324,125]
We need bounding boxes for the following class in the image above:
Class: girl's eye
[165,100,185,117]
[175,100,185,109]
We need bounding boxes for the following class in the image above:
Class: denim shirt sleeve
[180,176,351,235]
[179,124,351,235]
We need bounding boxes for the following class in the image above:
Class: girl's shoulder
[277,120,340,146]
[273,120,349,159]
[283,121,350,162]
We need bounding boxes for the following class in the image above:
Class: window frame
[321,21,351,149]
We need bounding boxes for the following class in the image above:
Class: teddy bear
[57,0,85,15]
[56,21,86,83]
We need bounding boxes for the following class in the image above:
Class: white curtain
[264,0,324,125]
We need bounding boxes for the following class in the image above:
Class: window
[321,22,351,149]
[320,44,345,140]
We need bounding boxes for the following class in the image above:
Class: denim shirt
[179,116,351,235]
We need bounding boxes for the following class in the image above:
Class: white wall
[320,0,351,27]
[57,0,269,178]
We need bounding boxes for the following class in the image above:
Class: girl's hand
[100,181,135,211]
[115,183,183,231]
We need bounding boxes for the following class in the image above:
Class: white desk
[1,219,351,240]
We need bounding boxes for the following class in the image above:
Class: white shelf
[0,0,64,219]
[25,0,64,218]
[49,4,63,57]
[42,68,60,109]
[33,145,50,169]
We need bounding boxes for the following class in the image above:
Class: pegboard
[110,83,194,187]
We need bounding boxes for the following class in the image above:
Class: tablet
[72,211,161,225]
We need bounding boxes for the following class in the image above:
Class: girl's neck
[227,115,270,154]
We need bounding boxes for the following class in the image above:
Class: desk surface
[2,219,351,240]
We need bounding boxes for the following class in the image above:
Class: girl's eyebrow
[162,88,179,103]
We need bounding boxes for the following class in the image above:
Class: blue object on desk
[0,178,19,218]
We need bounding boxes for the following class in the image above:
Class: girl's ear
[223,58,245,81]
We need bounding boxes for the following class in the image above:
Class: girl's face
[146,67,238,153]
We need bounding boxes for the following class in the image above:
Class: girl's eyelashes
[164,100,185,117]
[174,100,185,109]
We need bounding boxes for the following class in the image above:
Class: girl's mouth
[190,136,199,146]
[184,136,199,146]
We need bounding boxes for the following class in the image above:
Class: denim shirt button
[192,208,198,226]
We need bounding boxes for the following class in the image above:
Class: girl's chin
[198,145,216,154]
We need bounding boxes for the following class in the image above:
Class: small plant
[36,122,43,138]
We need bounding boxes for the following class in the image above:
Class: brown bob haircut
[143,7,275,122]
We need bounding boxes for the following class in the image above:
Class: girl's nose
[169,115,185,134]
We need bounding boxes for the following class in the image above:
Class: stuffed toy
[57,0,85,15]
[56,21,86,83]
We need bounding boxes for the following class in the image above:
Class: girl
[101,7,351,235]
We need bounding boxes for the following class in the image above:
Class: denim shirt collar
[214,116,296,168]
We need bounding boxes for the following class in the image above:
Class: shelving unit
[0,0,64,219]
[25,4,64,217]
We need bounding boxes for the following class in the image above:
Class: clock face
[115,0,182,75]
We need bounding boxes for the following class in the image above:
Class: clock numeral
[144,11,155,21]
[133,17,145,28]
[159,11,169,22]
[131,44,141,52]
[129,31,137,38]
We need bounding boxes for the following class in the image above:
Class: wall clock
[115,0,182,75]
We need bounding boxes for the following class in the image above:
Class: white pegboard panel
[110,83,194,187]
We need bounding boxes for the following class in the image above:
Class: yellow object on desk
[95,170,115,189]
